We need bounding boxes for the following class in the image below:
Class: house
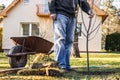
[0,0,107,53]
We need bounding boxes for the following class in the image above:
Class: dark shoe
[60,68,68,72]
[58,65,73,72]
[58,66,68,72]
[60,67,74,72]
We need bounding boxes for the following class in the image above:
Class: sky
[0,0,13,7]
[112,0,120,9]
[101,0,120,9]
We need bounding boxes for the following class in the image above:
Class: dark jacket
[48,0,91,17]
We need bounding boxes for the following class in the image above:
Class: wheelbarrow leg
[48,50,54,55]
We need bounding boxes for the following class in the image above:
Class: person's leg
[65,18,76,69]
[53,14,69,69]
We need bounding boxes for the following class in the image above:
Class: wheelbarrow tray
[11,36,53,54]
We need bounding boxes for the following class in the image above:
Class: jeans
[53,14,76,69]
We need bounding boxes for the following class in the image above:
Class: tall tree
[0,4,5,10]
[100,0,120,49]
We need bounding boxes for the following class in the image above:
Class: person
[48,0,94,71]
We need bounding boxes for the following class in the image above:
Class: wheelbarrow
[6,36,54,68]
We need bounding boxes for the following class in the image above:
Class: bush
[105,32,120,52]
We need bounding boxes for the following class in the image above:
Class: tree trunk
[72,6,80,58]
[72,28,80,58]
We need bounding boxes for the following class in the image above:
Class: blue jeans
[53,14,76,69]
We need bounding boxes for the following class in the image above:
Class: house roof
[0,0,21,17]
[0,0,107,22]
[88,1,108,22]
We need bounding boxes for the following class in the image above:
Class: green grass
[1,52,120,80]
[0,52,10,70]
[71,53,120,68]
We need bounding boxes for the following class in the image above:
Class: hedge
[105,32,120,51]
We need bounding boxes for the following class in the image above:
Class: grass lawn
[0,52,120,80]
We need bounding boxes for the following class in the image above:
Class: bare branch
[87,0,94,37]
[88,24,100,41]
[90,15,97,32]
[81,31,87,37]
[80,9,87,32]
[39,31,46,38]
[88,18,93,34]
[89,21,102,35]
[39,28,46,38]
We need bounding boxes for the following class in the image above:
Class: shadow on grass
[105,51,120,54]
[61,67,120,80]
[74,67,120,75]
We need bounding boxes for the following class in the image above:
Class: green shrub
[105,32,120,52]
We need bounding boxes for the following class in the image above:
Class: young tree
[80,0,103,74]
[72,0,104,74]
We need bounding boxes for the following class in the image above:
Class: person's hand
[50,13,56,20]
[88,10,94,18]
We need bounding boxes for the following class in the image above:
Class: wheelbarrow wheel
[8,45,27,68]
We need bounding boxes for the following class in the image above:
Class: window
[21,23,39,36]
[76,22,82,37]
[38,0,49,15]
[44,0,49,13]
[24,0,29,3]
